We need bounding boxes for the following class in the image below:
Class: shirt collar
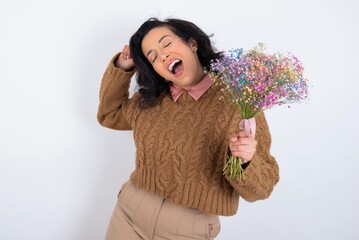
[170,75,214,102]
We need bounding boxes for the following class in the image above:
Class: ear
[189,38,198,52]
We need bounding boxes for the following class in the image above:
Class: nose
[161,53,169,62]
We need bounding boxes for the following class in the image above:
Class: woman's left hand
[229,131,257,163]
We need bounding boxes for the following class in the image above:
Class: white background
[1,0,358,239]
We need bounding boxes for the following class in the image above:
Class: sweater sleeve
[97,53,137,130]
[224,111,280,202]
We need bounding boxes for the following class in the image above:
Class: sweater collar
[170,75,214,102]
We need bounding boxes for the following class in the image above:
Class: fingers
[229,141,257,153]
[229,131,257,161]
[230,133,256,145]
[116,45,135,71]
[238,131,247,138]
[229,149,256,163]
[121,45,131,60]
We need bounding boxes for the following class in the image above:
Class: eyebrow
[146,35,170,58]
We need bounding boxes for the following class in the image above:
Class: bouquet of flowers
[207,43,309,180]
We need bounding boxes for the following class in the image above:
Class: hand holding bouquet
[207,43,309,180]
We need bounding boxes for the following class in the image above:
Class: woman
[97,18,279,240]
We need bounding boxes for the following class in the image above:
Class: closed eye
[151,56,157,64]
[164,42,172,48]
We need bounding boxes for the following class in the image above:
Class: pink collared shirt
[170,75,214,102]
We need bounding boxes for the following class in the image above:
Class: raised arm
[97,46,137,130]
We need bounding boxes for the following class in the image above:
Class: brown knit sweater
[97,55,279,216]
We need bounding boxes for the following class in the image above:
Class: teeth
[168,59,180,72]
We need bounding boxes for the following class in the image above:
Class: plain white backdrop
[1,0,358,239]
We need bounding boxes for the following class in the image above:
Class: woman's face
[141,26,205,90]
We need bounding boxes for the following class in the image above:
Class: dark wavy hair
[129,18,222,109]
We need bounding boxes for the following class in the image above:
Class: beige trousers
[105,181,221,240]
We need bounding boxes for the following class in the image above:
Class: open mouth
[168,59,183,75]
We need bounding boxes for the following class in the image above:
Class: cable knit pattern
[97,55,279,216]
